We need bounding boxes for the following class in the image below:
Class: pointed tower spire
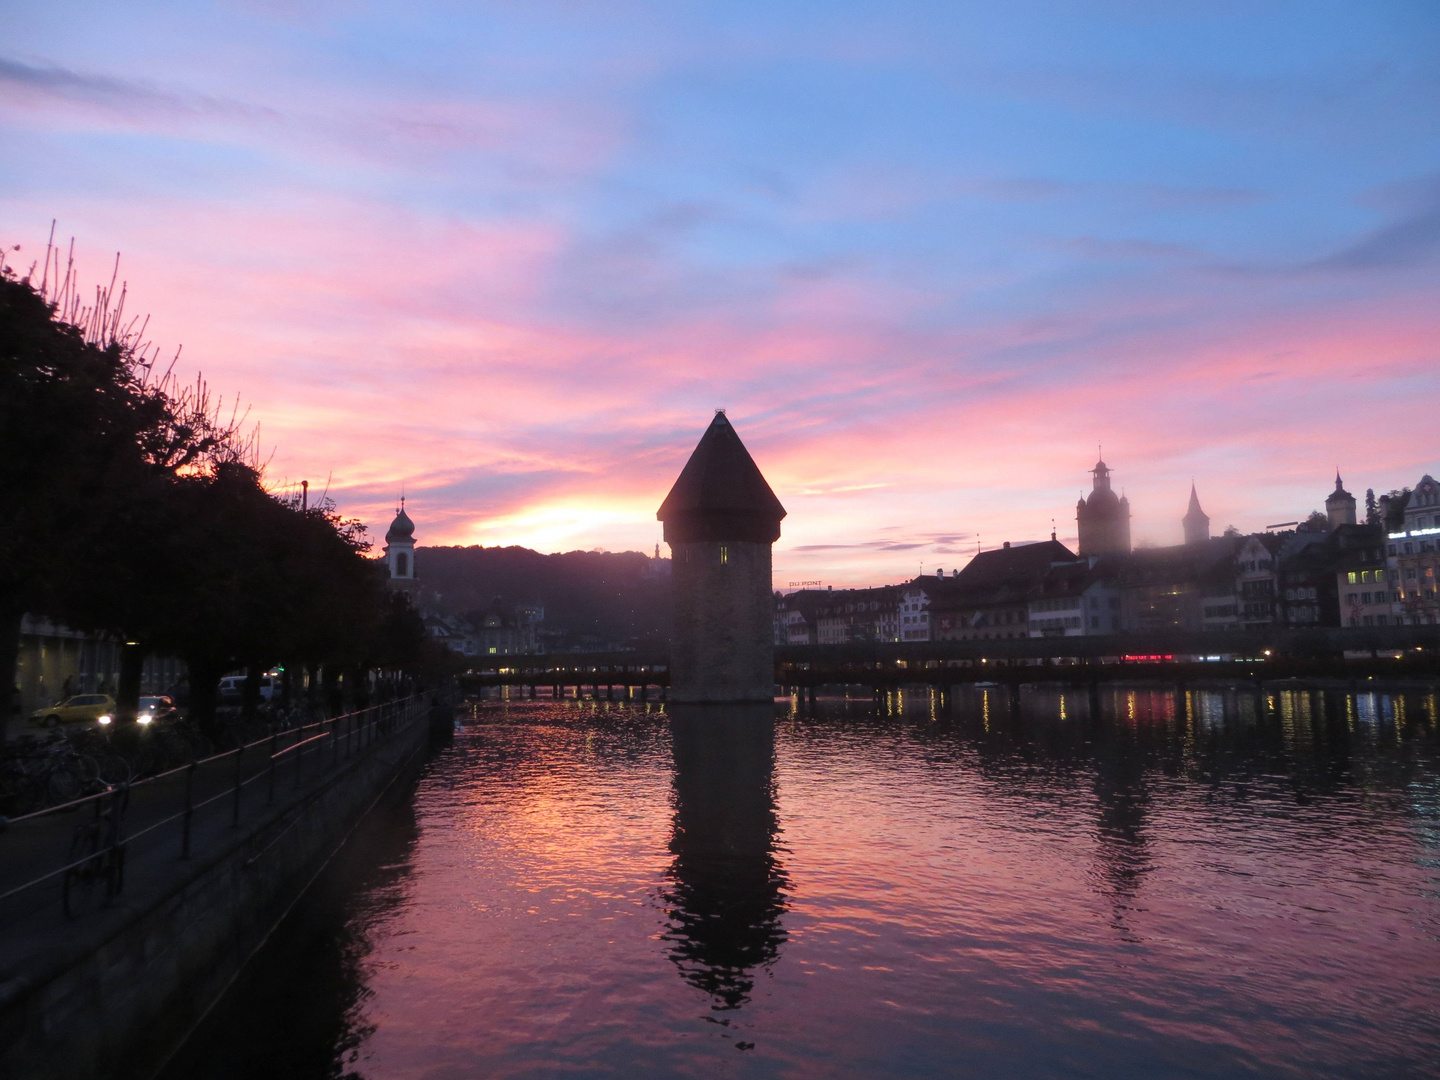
[1183,481,1210,545]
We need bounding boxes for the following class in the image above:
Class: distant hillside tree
[417,545,671,651]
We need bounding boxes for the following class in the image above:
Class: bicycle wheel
[94,754,133,787]
[71,754,101,789]
[46,766,84,806]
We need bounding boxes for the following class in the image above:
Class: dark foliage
[1,256,426,731]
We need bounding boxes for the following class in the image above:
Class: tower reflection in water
[663,703,789,1010]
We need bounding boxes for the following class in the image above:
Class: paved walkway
[0,703,424,990]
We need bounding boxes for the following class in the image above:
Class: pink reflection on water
[318,694,1438,1078]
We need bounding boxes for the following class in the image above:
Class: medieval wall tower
[1326,472,1357,527]
[1183,483,1210,545]
[658,411,786,703]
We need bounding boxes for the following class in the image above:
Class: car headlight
[137,713,154,725]
[98,714,113,725]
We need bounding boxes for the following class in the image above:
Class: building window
[720,546,729,564]
[396,552,408,578]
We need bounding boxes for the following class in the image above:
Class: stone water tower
[658,411,786,703]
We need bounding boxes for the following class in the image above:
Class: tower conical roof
[1327,472,1354,505]
[658,411,786,544]
[1186,483,1205,517]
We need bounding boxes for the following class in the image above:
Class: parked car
[29,694,117,727]
[137,695,179,725]
[216,675,279,706]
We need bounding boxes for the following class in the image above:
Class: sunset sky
[4,1,1438,586]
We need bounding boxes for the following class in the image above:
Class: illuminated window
[720,546,729,564]
[488,647,497,654]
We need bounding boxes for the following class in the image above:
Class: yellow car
[29,694,117,727]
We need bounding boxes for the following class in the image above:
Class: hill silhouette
[413,545,671,652]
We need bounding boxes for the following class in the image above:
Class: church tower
[384,499,417,595]
[1076,457,1132,557]
[658,411,786,703]
[1325,472,1356,528]
[1183,483,1210,545]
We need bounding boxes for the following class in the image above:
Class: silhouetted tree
[2,241,426,734]
[0,269,213,720]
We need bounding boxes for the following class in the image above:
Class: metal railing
[0,695,430,926]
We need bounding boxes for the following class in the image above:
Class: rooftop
[657,411,787,544]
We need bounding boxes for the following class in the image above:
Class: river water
[165,687,1440,1079]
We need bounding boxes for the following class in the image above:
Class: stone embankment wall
[0,701,451,1080]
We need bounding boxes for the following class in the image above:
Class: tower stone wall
[669,540,776,703]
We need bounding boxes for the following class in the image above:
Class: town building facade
[1389,474,1440,626]
[1235,535,1280,629]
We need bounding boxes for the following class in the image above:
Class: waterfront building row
[776,467,1440,644]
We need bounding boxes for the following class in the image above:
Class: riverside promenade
[0,694,445,1080]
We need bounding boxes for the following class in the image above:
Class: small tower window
[396,552,409,578]
[720,546,729,564]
